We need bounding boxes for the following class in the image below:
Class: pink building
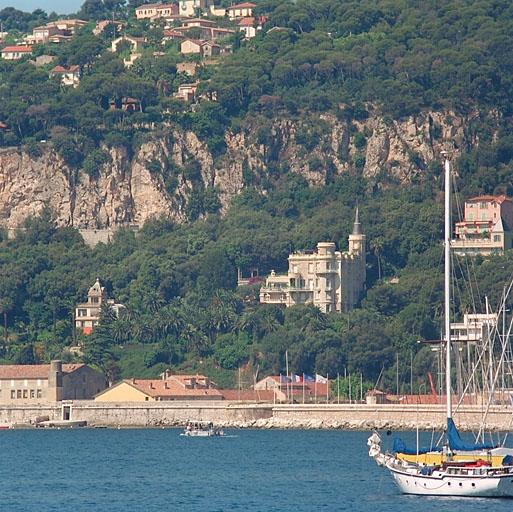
[453,195,513,255]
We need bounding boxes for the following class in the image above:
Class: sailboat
[367,153,513,497]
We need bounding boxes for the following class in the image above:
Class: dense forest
[2,0,513,397]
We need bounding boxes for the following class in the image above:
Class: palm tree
[46,296,61,345]
[63,298,78,346]
[0,297,13,348]
[370,238,384,280]
[143,290,165,314]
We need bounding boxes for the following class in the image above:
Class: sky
[0,0,84,14]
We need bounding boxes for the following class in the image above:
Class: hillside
[1,0,513,395]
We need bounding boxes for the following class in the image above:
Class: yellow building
[95,373,223,401]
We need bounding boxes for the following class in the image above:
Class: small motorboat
[180,421,225,437]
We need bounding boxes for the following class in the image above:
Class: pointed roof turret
[352,207,362,235]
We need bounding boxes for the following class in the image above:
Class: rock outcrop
[0,110,481,231]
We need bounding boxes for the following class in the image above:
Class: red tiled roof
[136,3,166,10]
[163,30,183,36]
[0,363,85,379]
[2,46,33,53]
[0,121,7,129]
[238,17,255,26]
[51,65,79,73]
[467,195,511,203]
[127,379,223,398]
[229,2,257,9]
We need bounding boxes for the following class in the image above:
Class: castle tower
[342,208,366,312]
[348,207,366,257]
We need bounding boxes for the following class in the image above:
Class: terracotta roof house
[227,1,256,19]
[452,195,513,255]
[0,121,7,130]
[95,373,223,401]
[0,360,107,403]
[1,46,33,60]
[238,16,266,38]
[136,3,178,19]
[50,64,80,87]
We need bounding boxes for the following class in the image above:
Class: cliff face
[0,111,477,230]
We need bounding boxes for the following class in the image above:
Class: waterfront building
[253,376,330,402]
[452,195,513,256]
[0,360,106,403]
[259,210,366,313]
[75,278,124,335]
[95,372,222,401]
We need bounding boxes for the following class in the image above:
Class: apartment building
[452,195,513,255]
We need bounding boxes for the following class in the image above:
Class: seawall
[1,402,512,431]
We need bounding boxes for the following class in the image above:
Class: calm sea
[2,428,513,511]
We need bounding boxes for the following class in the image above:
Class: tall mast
[443,152,452,420]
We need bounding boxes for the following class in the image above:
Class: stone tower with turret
[259,207,366,313]
[342,208,366,312]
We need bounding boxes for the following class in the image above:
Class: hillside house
[136,3,178,19]
[452,195,513,255]
[238,16,266,38]
[50,65,80,87]
[180,38,220,57]
[1,46,32,60]
[260,210,366,313]
[32,24,61,43]
[0,360,106,403]
[227,2,256,19]
[174,82,198,102]
[111,35,147,53]
[75,278,124,335]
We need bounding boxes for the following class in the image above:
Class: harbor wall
[1,402,512,431]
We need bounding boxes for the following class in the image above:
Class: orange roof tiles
[127,379,223,398]
[0,363,85,379]
[2,46,33,52]
[467,195,511,203]
[229,2,257,9]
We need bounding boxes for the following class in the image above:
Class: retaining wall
[1,402,512,431]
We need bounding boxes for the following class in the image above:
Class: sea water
[1,428,512,511]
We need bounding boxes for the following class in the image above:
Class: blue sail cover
[447,418,496,451]
[393,436,442,455]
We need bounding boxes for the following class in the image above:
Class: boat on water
[367,153,513,498]
[181,421,225,437]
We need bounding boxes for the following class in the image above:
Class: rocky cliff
[0,110,478,231]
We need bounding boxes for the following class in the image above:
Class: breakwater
[1,401,512,431]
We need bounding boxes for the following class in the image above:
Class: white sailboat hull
[389,465,513,497]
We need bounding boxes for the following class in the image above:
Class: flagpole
[286,351,289,402]
[337,373,339,404]
[349,373,351,404]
